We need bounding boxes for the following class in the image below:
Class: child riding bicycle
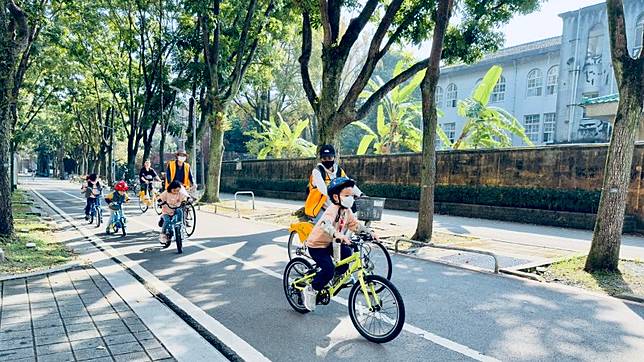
[82,174,102,221]
[302,177,376,311]
[157,181,189,249]
[104,181,130,229]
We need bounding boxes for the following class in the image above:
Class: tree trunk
[316,50,343,145]
[0,64,14,236]
[202,113,225,203]
[159,130,166,172]
[413,0,454,241]
[585,0,644,272]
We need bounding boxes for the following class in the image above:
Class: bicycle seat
[289,221,314,243]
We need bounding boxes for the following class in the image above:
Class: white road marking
[35,188,271,362]
[53,187,500,362]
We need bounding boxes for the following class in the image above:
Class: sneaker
[84,214,89,221]
[159,234,170,249]
[302,285,317,311]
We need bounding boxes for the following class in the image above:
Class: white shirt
[311,163,363,209]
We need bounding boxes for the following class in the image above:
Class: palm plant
[244,114,316,159]
[448,65,532,149]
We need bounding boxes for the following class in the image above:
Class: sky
[501,0,604,47]
[409,0,604,56]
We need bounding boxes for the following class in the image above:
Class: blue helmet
[327,177,355,204]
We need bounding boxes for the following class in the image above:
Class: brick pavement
[0,267,175,362]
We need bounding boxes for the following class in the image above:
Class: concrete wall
[221,144,644,222]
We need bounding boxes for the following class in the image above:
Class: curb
[0,261,85,282]
[614,293,644,304]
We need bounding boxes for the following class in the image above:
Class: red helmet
[114,181,129,191]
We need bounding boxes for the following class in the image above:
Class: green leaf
[357,135,376,155]
[396,70,425,103]
[472,65,502,105]
[351,121,376,135]
[292,119,309,139]
[257,147,271,160]
[376,105,389,137]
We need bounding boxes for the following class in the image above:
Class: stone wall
[221,144,644,229]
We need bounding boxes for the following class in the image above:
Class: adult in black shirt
[139,160,160,196]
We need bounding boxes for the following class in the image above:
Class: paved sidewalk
[0,267,174,362]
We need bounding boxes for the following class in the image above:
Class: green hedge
[225,178,600,213]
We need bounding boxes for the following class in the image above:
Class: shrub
[225,178,601,213]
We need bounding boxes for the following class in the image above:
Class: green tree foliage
[245,114,315,159]
[449,65,532,150]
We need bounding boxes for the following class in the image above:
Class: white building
[436,0,644,146]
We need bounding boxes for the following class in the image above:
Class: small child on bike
[157,181,188,247]
[104,180,130,217]
[302,177,376,311]
[81,174,102,220]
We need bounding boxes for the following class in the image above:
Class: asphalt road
[29,180,644,361]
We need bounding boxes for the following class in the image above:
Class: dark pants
[309,244,352,291]
[84,198,98,215]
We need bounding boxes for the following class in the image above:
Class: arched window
[446,83,457,108]
[546,66,558,95]
[587,24,604,59]
[490,76,506,103]
[435,86,444,108]
[634,13,644,57]
[526,69,543,97]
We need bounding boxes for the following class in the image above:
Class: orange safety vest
[304,165,346,217]
[166,160,191,190]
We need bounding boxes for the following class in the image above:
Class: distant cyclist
[139,160,161,198]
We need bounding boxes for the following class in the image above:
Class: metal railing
[234,191,255,210]
[394,237,500,273]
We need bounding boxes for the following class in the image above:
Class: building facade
[436,0,644,146]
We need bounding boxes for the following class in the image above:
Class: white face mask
[340,195,354,209]
[177,156,186,162]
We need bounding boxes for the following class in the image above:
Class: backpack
[304,165,345,218]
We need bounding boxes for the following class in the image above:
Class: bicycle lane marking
[42,188,272,362]
[60,188,500,362]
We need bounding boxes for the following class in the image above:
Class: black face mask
[322,161,334,169]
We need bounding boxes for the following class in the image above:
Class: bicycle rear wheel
[183,203,196,237]
[348,275,405,343]
[362,241,392,281]
[283,258,314,314]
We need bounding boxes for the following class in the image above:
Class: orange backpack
[304,165,345,217]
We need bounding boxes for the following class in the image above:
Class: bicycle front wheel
[287,231,309,261]
[183,203,196,237]
[348,275,405,343]
[138,194,149,213]
[153,195,162,215]
[95,208,102,227]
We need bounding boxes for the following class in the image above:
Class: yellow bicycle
[138,181,163,215]
[283,232,405,343]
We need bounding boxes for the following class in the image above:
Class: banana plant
[355,59,449,154]
[244,114,316,159]
[448,65,532,150]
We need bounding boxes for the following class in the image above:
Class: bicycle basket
[354,197,386,222]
